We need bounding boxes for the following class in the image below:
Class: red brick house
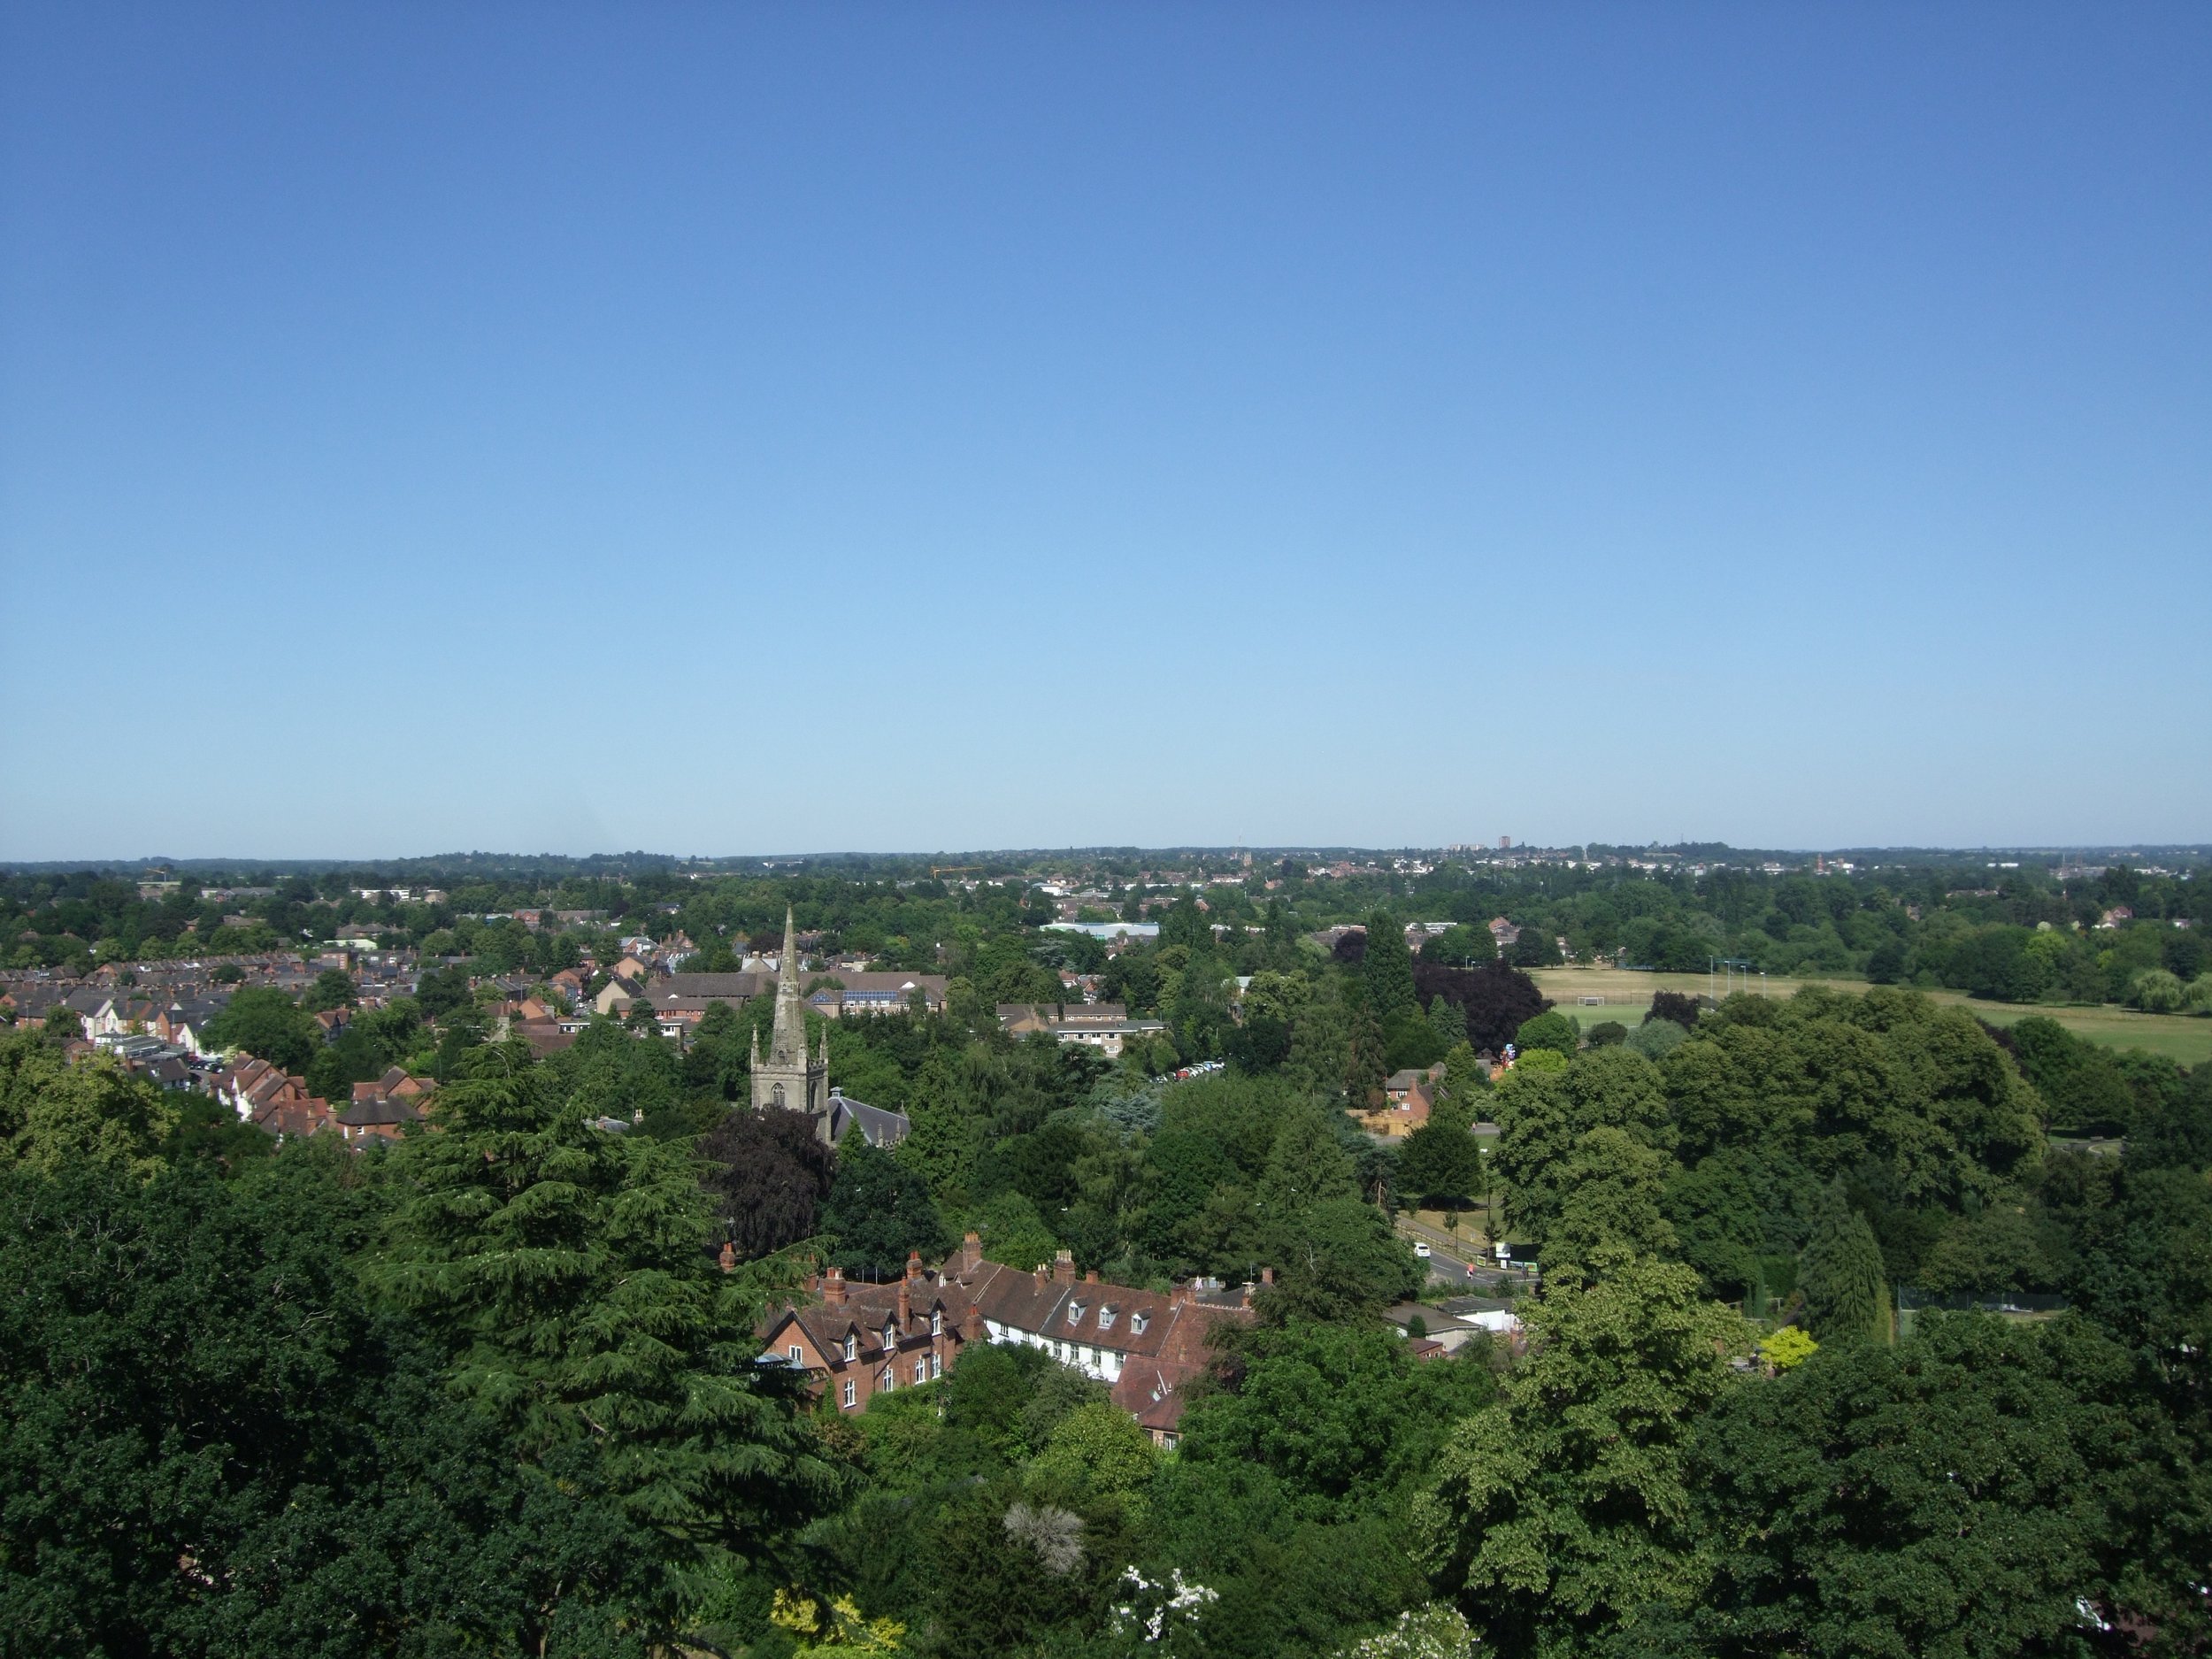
[212,1054,332,1141]
[336,1066,434,1144]
[758,1235,1256,1447]
[757,1256,966,1414]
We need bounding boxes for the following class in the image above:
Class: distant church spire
[753,905,829,1135]
[768,905,806,1066]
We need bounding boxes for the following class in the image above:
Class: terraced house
[757,1233,1255,1447]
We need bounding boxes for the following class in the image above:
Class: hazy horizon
[4,838,2204,874]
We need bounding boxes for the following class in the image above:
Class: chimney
[824,1266,847,1306]
[718,1240,737,1274]
[1241,1283,1253,1309]
[1034,1264,1048,1289]
[906,1250,925,1283]
[1261,1266,1274,1286]
[963,1303,984,1341]
[960,1230,982,1274]
[1053,1249,1075,1284]
[1084,1270,1099,1284]
[1171,1284,1190,1308]
[802,1270,819,1294]
[897,1279,910,1329]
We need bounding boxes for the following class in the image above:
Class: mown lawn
[1528,967,2212,1066]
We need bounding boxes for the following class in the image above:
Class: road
[1395,1215,1532,1292]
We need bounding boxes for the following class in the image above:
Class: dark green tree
[1363,912,1418,1023]
[303,966,358,1011]
[1417,1244,1753,1656]
[821,1130,950,1279]
[0,1150,680,1656]
[1514,1010,1579,1056]
[1181,1320,1495,1515]
[1668,1315,2133,1659]
[378,1043,837,1576]
[1796,1181,1887,1344]
[1397,1106,1482,1208]
[204,987,317,1074]
[1261,1197,1425,1324]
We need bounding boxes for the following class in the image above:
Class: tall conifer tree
[1363,910,1418,1022]
[1797,1181,1888,1345]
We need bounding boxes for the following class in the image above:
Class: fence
[1895,1287,2069,1315]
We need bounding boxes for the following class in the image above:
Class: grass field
[1529,967,2212,1066]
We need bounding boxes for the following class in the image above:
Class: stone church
[749,908,910,1148]
[751,907,830,1123]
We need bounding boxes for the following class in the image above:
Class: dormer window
[883,1320,897,1350]
[1066,1301,1087,1327]
[1131,1310,1149,1334]
[931,1309,943,1337]
[842,1333,856,1363]
[1098,1305,1118,1331]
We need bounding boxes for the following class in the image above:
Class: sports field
[1529,967,2212,1066]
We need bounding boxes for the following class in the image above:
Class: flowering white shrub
[1108,1564,1220,1652]
[1342,1603,1479,1657]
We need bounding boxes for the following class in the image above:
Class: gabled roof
[826,1094,910,1149]
[654,972,769,1000]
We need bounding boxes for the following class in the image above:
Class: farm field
[1528,966,2212,1066]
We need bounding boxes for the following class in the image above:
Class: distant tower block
[1498,835,1511,851]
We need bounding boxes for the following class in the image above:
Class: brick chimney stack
[825,1265,847,1306]
[1084,1270,1099,1284]
[960,1230,982,1275]
[905,1250,925,1283]
[1053,1249,1075,1284]
[963,1303,984,1341]
[1261,1266,1274,1285]
[897,1278,910,1329]
[718,1240,736,1274]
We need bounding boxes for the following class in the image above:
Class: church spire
[768,905,807,1065]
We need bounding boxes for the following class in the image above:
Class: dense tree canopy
[6,848,2210,1657]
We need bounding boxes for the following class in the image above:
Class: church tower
[751,905,830,1135]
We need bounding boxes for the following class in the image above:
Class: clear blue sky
[4,3,2207,860]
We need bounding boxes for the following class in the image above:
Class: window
[914,1358,927,1385]
[883,1321,897,1349]
[931,1310,942,1336]
[1066,1302,1087,1327]
[1098,1305,1118,1331]
[787,1344,803,1364]
[879,1366,894,1392]
[841,1379,856,1409]
[772,1082,786,1107]
[1131,1311,1148,1334]
[930,1353,941,1379]
[842,1333,856,1363]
